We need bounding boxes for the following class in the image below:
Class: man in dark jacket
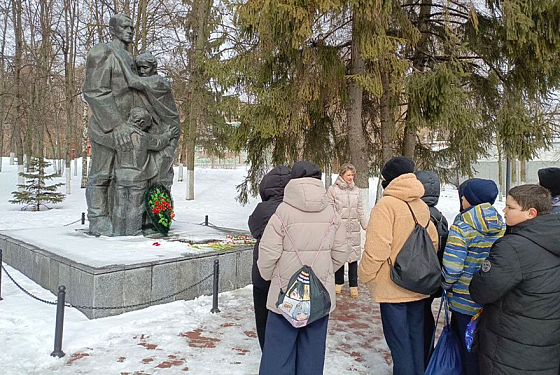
[538,167,560,214]
[470,184,560,375]
[415,170,449,366]
[248,166,291,350]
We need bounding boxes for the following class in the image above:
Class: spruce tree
[10,157,65,211]
[226,0,560,202]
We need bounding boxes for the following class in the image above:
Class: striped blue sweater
[442,203,505,315]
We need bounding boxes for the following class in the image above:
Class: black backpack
[389,202,442,295]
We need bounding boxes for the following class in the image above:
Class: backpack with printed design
[274,211,334,328]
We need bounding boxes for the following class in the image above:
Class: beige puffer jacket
[358,173,439,303]
[258,177,350,314]
[327,176,368,263]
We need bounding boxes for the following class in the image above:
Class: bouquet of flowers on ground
[224,235,256,245]
[145,184,174,235]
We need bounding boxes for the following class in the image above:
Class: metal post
[0,249,3,301]
[211,259,220,313]
[205,215,209,226]
[506,157,512,196]
[81,212,86,225]
[51,286,66,358]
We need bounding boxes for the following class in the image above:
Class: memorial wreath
[145,184,174,235]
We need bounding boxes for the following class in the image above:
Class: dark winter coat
[415,171,449,256]
[552,195,560,214]
[470,214,560,375]
[248,166,291,290]
[416,170,449,298]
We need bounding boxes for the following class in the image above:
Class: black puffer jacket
[248,166,291,290]
[415,171,449,255]
[416,171,449,298]
[470,214,560,375]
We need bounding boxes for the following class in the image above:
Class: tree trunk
[185,0,212,200]
[379,66,394,164]
[324,161,332,189]
[0,13,7,173]
[135,0,148,53]
[497,139,503,201]
[63,0,76,194]
[347,14,369,186]
[511,158,519,186]
[347,15,370,215]
[402,126,416,159]
[11,0,24,171]
[402,0,433,161]
[81,100,89,188]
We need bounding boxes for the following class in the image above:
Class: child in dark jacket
[415,170,449,366]
[248,166,291,351]
[442,178,505,375]
[470,184,560,375]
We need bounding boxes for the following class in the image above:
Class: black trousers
[253,284,270,351]
[451,311,480,375]
[423,295,436,368]
[334,261,358,287]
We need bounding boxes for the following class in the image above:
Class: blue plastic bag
[425,293,462,375]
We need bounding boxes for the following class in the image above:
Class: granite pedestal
[0,232,252,319]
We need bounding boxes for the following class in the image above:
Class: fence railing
[0,249,221,358]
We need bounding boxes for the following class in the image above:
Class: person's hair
[136,51,158,70]
[128,107,151,128]
[109,13,132,31]
[508,184,552,215]
[338,163,356,177]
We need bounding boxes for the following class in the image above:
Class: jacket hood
[383,173,425,202]
[283,177,329,212]
[415,170,440,207]
[291,161,322,180]
[334,175,355,190]
[508,213,560,256]
[259,166,291,201]
[460,203,504,235]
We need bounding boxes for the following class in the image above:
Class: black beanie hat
[462,178,498,206]
[381,157,415,188]
[538,167,560,196]
[291,161,322,180]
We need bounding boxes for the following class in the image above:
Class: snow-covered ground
[0,157,505,374]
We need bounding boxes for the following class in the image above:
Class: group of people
[249,158,560,375]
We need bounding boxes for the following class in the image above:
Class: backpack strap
[405,201,430,229]
[273,205,337,290]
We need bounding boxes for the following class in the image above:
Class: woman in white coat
[327,163,368,298]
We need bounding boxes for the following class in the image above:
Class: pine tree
[10,157,65,211]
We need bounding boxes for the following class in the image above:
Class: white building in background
[467,137,560,188]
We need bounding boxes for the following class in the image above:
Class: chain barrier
[1,264,58,305]
[1,264,213,311]
[63,218,82,226]
[65,273,213,310]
